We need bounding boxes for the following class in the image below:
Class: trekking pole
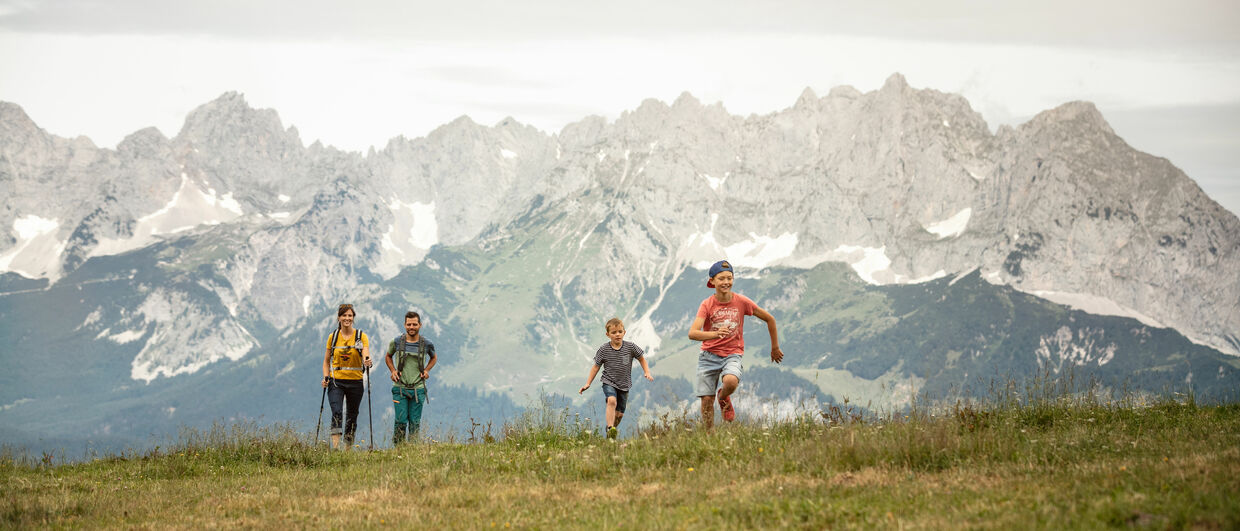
[315,383,327,445]
[365,365,374,451]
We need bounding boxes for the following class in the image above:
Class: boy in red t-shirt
[688,260,784,429]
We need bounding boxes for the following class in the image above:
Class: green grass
[4,394,1239,529]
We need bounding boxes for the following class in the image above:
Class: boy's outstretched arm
[638,356,653,381]
[753,307,784,363]
[580,364,601,394]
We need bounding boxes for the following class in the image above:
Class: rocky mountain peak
[1026,101,1116,137]
[427,115,482,141]
[0,101,39,135]
[672,91,702,108]
[794,87,819,109]
[827,85,862,100]
[176,92,302,149]
[116,127,169,155]
[881,72,911,93]
[0,101,57,156]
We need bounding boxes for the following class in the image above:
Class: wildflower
[688,467,695,472]
[759,447,764,453]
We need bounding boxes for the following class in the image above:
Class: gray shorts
[695,351,743,397]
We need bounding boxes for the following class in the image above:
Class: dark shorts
[602,383,629,413]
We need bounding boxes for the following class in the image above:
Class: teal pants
[392,386,427,444]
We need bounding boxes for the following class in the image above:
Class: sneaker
[717,390,736,422]
[607,426,618,439]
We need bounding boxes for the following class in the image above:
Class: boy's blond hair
[604,317,624,332]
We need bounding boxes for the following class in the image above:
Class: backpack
[393,335,429,388]
[328,328,365,377]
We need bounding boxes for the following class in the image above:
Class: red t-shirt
[697,293,758,356]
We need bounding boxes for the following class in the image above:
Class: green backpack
[393,335,429,388]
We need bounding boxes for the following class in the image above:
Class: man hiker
[385,311,437,444]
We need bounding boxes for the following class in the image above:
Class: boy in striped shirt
[579,318,654,439]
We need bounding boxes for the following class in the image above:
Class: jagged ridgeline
[1,73,1238,454]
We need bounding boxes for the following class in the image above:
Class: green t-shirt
[388,336,435,389]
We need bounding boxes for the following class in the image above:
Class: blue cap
[707,260,732,288]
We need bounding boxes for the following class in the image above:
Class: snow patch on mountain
[108,329,145,344]
[923,208,972,239]
[908,270,949,283]
[627,314,662,355]
[91,174,245,257]
[129,287,256,381]
[1,398,33,411]
[724,233,799,269]
[684,217,801,270]
[0,215,64,279]
[834,245,893,285]
[501,148,517,159]
[1028,290,1165,328]
[684,214,723,263]
[1035,326,1117,374]
[375,198,438,278]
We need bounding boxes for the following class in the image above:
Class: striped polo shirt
[592,340,645,391]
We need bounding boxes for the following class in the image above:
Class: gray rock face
[980,101,1240,354]
[1,75,1237,379]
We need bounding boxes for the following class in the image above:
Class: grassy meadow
[3,387,1239,529]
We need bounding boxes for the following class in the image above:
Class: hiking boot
[607,426,618,439]
[717,390,736,422]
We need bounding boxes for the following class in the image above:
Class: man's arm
[385,341,399,382]
[752,307,784,363]
[422,344,437,379]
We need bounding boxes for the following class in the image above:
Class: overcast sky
[1,0,1238,214]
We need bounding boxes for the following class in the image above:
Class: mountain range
[1,73,1237,454]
